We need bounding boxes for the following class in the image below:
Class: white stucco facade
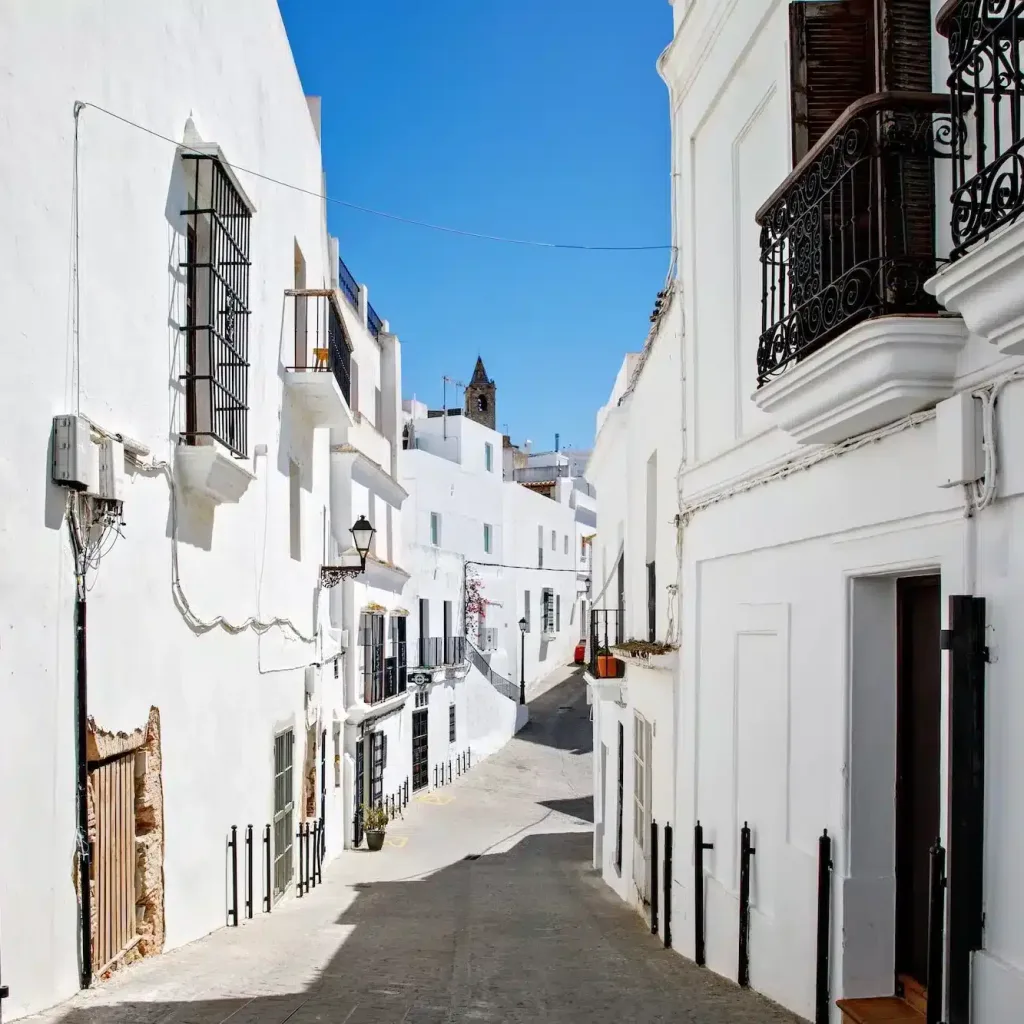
[0,2,355,1017]
[588,2,1024,1022]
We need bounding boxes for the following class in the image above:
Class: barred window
[449,703,456,743]
[360,611,386,704]
[180,153,252,457]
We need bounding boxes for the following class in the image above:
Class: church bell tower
[464,357,496,430]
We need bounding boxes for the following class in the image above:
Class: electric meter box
[52,415,97,491]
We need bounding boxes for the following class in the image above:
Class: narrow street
[30,670,799,1024]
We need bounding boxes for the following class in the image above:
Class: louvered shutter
[878,0,932,91]
[789,0,875,164]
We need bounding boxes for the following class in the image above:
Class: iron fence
[338,256,360,309]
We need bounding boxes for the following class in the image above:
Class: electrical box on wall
[935,392,983,488]
[52,414,98,491]
[97,438,126,501]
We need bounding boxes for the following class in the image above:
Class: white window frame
[484,442,494,472]
[483,522,493,554]
[430,512,441,546]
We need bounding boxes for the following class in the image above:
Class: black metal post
[404,777,409,805]
[263,824,272,912]
[815,830,833,1024]
[74,590,93,989]
[467,748,471,768]
[228,826,238,925]
[738,822,755,987]
[651,820,659,936]
[448,760,452,784]
[664,823,673,949]
[245,825,254,919]
[926,839,947,1024]
[297,824,305,897]
[434,765,438,788]
[311,822,318,889]
[457,756,461,777]
[694,821,713,966]
[519,629,526,704]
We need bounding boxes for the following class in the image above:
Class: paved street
[30,667,799,1024]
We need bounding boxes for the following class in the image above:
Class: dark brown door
[895,575,941,989]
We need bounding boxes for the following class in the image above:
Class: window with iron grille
[180,154,252,457]
[273,729,295,899]
[556,594,561,633]
[449,703,456,743]
[388,615,407,695]
[361,612,386,703]
[541,589,555,634]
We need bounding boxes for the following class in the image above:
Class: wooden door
[90,753,137,971]
[895,575,941,990]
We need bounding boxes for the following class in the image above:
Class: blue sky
[277,0,671,449]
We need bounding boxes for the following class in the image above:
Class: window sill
[175,444,255,504]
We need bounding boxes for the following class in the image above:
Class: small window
[556,594,561,632]
[541,589,554,634]
[483,523,493,554]
[289,459,301,561]
[564,535,569,555]
[430,512,441,546]
[484,443,494,472]
[449,703,456,743]
[551,530,556,551]
[524,591,531,632]
[538,525,544,568]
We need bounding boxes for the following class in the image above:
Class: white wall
[0,3,338,1017]
[650,2,1024,1017]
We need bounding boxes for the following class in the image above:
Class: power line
[466,559,582,573]
[77,101,675,253]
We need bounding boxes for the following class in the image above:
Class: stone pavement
[27,664,801,1024]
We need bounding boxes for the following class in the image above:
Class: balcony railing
[513,464,570,484]
[755,92,956,385]
[338,256,360,310]
[416,636,465,669]
[367,303,383,340]
[286,290,352,405]
[589,608,624,675]
[941,0,1024,258]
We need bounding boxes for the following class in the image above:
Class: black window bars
[180,154,252,458]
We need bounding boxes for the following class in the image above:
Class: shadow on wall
[44,830,801,1024]
[516,669,593,756]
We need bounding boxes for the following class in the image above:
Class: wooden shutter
[789,0,875,163]
[878,0,932,92]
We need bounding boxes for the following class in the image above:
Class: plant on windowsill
[362,803,389,851]
[612,639,677,670]
[364,601,387,614]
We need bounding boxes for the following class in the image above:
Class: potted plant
[594,647,623,679]
[362,803,389,851]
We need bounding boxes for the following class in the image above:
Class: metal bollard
[228,826,239,926]
[694,821,713,965]
[738,822,756,987]
[651,820,659,936]
[245,824,254,919]
[664,822,673,949]
[263,824,272,912]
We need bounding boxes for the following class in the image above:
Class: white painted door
[632,713,652,901]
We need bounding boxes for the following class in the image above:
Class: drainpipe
[74,561,92,989]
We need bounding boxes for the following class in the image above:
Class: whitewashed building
[588,1,1024,1023]
[585,281,683,915]
[402,360,584,724]
[0,2,408,1018]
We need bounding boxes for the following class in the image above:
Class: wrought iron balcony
[756,92,957,385]
[367,303,384,340]
[940,0,1024,258]
[284,290,353,417]
[337,256,360,310]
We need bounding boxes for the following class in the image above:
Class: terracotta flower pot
[366,829,385,852]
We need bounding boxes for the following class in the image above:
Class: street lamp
[518,616,528,705]
[319,515,376,588]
